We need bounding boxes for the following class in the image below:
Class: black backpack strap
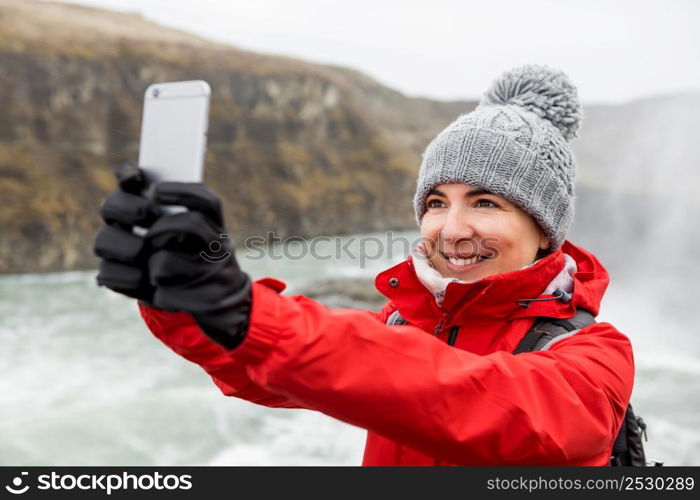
[389,306,651,465]
[513,308,596,354]
[514,309,653,466]
[386,310,409,326]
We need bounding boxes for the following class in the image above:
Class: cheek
[478,219,523,250]
[491,219,541,261]
[476,219,512,246]
[419,216,441,240]
[419,218,443,263]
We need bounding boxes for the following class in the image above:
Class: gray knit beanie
[413,64,583,250]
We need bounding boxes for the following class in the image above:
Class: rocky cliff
[0,0,471,273]
[2,1,697,277]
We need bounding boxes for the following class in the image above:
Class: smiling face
[419,183,551,282]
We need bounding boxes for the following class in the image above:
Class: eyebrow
[427,187,494,197]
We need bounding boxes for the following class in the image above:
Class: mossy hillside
[0,0,471,272]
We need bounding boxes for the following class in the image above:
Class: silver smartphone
[138,80,211,184]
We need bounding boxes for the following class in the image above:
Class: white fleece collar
[411,243,577,307]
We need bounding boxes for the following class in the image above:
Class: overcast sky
[63,0,700,104]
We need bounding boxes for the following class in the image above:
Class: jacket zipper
[432,288,476,337]
[434,318,460,346]
[447,326,460,346]
[432,288,473,341]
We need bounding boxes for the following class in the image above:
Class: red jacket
[139,240,634,466]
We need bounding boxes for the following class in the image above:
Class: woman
[94,65,634,465]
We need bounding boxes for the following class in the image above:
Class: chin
[451,271,487,282]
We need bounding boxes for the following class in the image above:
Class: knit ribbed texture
[413,65,583,250]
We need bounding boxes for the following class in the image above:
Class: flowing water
[0,230,697,465]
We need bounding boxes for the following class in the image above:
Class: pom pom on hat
[480,64,583,141]
[414,63,583,250]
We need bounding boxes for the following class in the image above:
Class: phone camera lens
[152,88,160,98]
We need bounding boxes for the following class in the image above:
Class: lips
[440,251,491,271]
[446,255,480,266]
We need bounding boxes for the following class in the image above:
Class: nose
[439,205,477,245]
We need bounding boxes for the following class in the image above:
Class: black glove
[94,165,252,350]
[145,182,252,350]
[94,163,161,303]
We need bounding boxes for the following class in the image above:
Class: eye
[475,198,499,208]
[426,198,446,209]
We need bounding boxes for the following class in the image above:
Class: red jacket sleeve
[138,277,396,410]
[229,279,634,465]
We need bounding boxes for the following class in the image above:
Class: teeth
[448,256,479,266]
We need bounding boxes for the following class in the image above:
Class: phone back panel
[138,80,210,183]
